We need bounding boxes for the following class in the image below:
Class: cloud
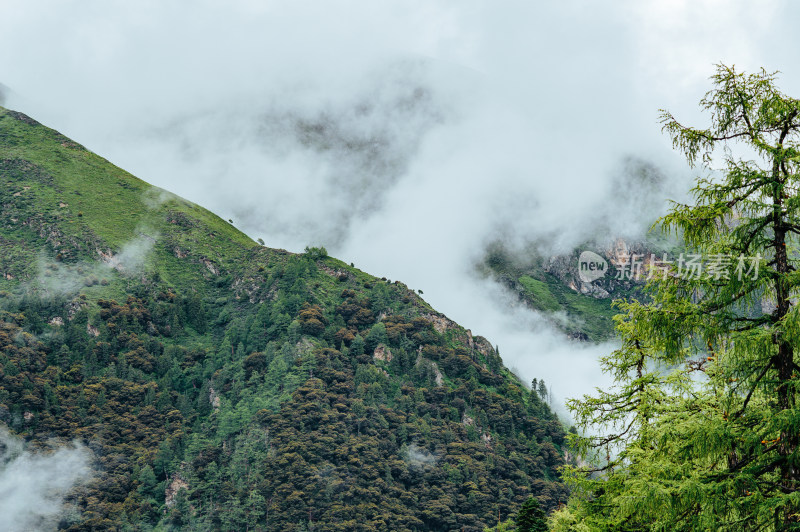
[403,443,439,469]
[27,231,157,298]
[0,82,9,107]
[1,0,799,411]
[111,60,456,248]
[30,253,97,297]
[141,187,179,210]
[0,427,92,532]
[104,232,158,274]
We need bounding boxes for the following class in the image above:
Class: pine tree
[516,496,547,532]
[564,65,800,529]
[137,465,159,500]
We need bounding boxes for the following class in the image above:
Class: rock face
[480,237,671,341]
[208,386,221,411]
[423,313,453,334]
[165,474,189,507]
[544,238,660,300]
[373,344,392,362]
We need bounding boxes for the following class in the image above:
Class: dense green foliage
[559,65,800,530]
[516,497,547,532]
[483,495,547,532]
[0,107,567,530]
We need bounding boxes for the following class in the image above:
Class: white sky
[2,0,799,409]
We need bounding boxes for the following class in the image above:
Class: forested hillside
[0,107,567,531]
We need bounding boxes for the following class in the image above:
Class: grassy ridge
[480,245,622,341]
[0,107,255,283]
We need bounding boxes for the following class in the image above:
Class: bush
[304,246,328,260]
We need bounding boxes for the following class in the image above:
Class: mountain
[0,106,567,531]
[479,237,675,342]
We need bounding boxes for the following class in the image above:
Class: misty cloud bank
[28,231,157,298]
[2,0,799,410]
[118,60,456,249]
[0,427,92,531]
[104,232,158,274]
[403,443,439,470]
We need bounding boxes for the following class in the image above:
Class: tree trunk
[771,145,798,523]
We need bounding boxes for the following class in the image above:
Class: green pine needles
[557,65,800,530]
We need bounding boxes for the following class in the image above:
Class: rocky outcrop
[208,385,221,411]
[165,474,189,507]
[317,262,349,281]
[422,312,456,334]
[544,238,659,299]
[373,344,392,362]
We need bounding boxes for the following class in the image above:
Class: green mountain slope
[0,107,567,531]
[478,238,677,342]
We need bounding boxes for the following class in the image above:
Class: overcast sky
[2,0,800,408]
